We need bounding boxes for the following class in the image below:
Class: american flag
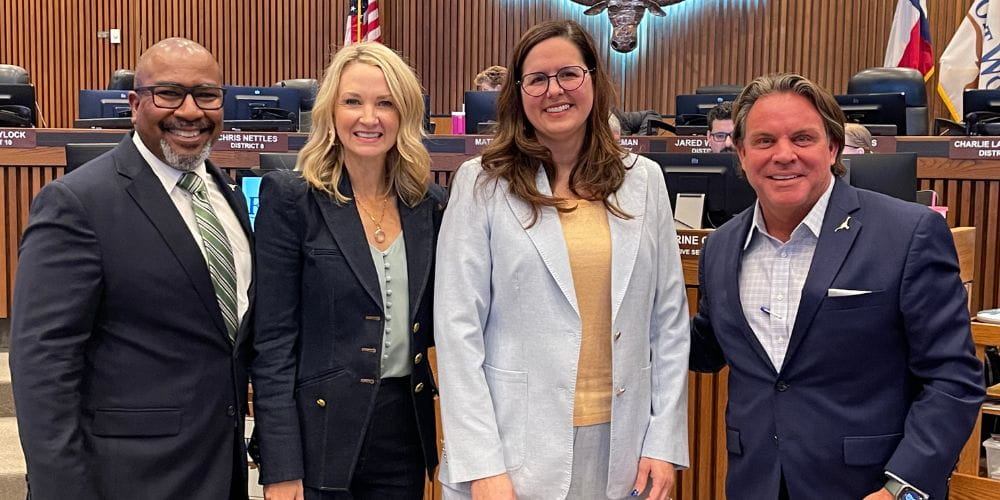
[344,0,382,46]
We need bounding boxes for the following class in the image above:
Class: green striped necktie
[177,171,239,343]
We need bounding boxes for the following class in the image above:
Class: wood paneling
[1,2,998,499]
[0,0,982,127]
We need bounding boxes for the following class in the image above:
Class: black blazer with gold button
[251,169,445,489]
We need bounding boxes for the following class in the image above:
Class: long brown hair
[479,20,629,225]
[298,42,430,206]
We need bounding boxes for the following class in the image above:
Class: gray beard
[160,138,213,172]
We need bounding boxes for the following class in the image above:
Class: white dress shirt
[132,134,252,324]
[739,175,835,371]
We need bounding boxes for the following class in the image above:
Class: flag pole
[356,0,362,43]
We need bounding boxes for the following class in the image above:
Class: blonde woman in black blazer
[252,42,445,500]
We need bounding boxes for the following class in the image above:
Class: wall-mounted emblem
[570,0,689,53]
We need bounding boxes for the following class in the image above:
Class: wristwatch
[884,476,928,500]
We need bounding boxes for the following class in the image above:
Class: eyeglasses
[709,132,732,142]
[518,66,593,97]
[134,85,225,110]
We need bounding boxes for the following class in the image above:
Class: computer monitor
[78,90,132,118]
[423,94,433,133]
[646,152,756,228]
[835,93,907,136]
[235,169,265,230]
[74,117,133,129]
[674,93,737,127]
[258,152,299,170]
[464,90,499,134]
[844,152,917,202]
[963,89,1000,116]
[65,143,117,174]
[0,83,37,126]
[223,86,300,130]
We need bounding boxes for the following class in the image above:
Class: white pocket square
[827,288,872,297]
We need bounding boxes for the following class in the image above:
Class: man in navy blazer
[690,73,983,500]
[9,38,253,499]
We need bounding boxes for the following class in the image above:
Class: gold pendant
[374,227,386,244]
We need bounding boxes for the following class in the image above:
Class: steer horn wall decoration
[570,0,690,53]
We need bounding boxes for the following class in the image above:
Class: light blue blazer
[434,154,690,500]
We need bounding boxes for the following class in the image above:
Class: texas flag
[884,0,934,80]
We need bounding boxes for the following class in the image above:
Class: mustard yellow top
[559,200,613,426]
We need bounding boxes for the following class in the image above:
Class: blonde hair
[844,123,873,154]
[474,65,507,90]
[298,42,430,206]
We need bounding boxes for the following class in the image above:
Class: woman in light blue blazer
[434,20,690,500]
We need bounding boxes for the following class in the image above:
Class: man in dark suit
[690,73,984,500]
[9,38,253,500]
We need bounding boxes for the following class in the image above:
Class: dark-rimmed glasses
[709,131,732,142]
[518,66,593,97]
[134,85,225,110]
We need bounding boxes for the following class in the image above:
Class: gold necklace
[357,194,389,243]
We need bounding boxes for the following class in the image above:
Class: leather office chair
[275,78,318,132]
[0,64,34,127]
[107,69,135,90]
[0,64,30,84]
[695,84,743,95]
[847,67,928,135]
[275,78,318,110]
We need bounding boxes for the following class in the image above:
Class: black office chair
[0,64,30,84]
[275,78,318,131]
[0,65,35,127]
[65,143,117,174]
[695,84,743,95]
[847,67,928,135]
[107,69,135,90]
[275,79,318,109]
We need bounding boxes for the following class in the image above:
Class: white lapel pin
[834,215,852,232]
[228,184,238,191]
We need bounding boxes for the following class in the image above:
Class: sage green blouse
[368,234,411,378]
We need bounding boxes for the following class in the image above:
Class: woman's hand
[471,473,517,500]
[263,479,304,500]
[632,457,675,500]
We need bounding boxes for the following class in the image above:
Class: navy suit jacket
[691,180,984,499]
[9,135,255,500]
[251,170,444,489]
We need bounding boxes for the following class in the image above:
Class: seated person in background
[609,113,622,140]
[617,109,661,136]
[843,122,873,154]
[706,101,734,153]
[474,65,507,91]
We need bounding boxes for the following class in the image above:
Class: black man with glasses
[10,37,253,500]
[706,101,734,153]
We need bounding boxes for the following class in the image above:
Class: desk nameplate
[0,128,36,148]
[213,132,288,152]
[949,138,1000,159]
[871,136,896,153]
[666,136,712,153]
[464,136,493,154]
[619,137,657,153]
